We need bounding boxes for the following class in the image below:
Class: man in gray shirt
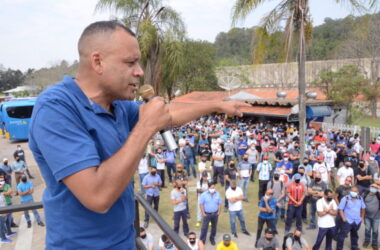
[363,185,380,249]
[171,180,189,236]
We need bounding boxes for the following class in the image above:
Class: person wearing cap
[312,155,331,185]
[285,173,305,234]
[256,228,280,250]
[142,166,162,229]
[216,234,238,250]
[257,155,273,200]
[276,153,294,178]
[256,188,277,247]
[199,182,222,246]
[0,159,12,187]
[225,180,250,238]
[307,172,327,230]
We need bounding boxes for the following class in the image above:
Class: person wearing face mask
[1,158,12,187]
[267,170,286,226]
[285,229,311,250]
[0,174,16,241]
[334,176,354,238]
[285,174,305,234]
[368,155,379,176]
[336,186,366,250]
[336,160,354,186]
[196,173,210,227]
[238,154,251,202]
[245,143,259,182]
[312,189,337,250]
[212,146,225,187]
[198,155,211,181]
[182,140,196,178]
[323,145,336,171]
[216,234,238,250]
[355,161,372,195]
[17,175,44,228]
[224,161,238,211]
[138,227,154,250]
[312,155,331,185]
[257,155,273,200]
[199,182,222,246]
[294,166,310,224]
[13,145,34,179]
[256,227,280,250]
[306,172,327,230]
[171,180,189,236]
[370,138,380,155]
[236,138,248,162]
[362,185,380,249]
[186,232,205,250]
[142,167,162,229]
[11,155,27,186]
[226,180,250,238]
[224,138,235,164]
[277,153,294,178]
[255,189,277,248]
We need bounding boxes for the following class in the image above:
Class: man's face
[100,29,144,101]
[223,240,230,246]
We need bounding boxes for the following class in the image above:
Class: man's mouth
[128,83,139,92]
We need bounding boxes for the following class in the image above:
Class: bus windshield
[6,106,34,119]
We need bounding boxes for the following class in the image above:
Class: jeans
[250,163,257,181]
[239,177,249,199]
[258,180,269,200]
[22,200,42,224]
[145,195,160,222]
[224,184,230,209]
[302,196,309,219]
[173,209,189,235]
[213,166,224,186]
[309,201,317,227]
[256,217,275,243]
[158,169,165,187]
[312,227,334,250]
[225,155,233,164]
[337,221,361,250]
[285,204,303,232]
[0,216,6,240]
[166,162,176,183]
[200,212,218,243]
[365,217,379,246]
[184,158,196,178]
[139,173,148,195]
[229,210,247,234]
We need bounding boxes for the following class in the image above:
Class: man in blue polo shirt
[199,182,222,246]
[29,21,248,249]
[142,167,162,229]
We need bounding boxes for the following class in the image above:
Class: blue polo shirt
[142,174,162,197]
[237,141,248,155]
[17,181,33,203]
[258,197,277,219]
[276,161,294,177]
[164,151,176,164]
[199,191,222,213]
[29,76,140,249]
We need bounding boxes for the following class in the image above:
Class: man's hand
[139,97,172,133]
[218,101,251,117]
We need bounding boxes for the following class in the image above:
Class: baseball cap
[298,165,305,169]
[202,172,208,177]
[2,158,8,162]
[283,153,289,157]
[317,155,324,160]
[263,155,269,160]
[223,234,231,241]
[294,173,301,180]
[265,228,275,235]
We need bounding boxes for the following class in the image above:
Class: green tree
[232,0,376,159]
[0,68,25,92]
[96,0,185,94]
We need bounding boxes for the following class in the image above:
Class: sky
[0,0,370,71]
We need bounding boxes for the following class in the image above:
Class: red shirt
[287,182,305,205]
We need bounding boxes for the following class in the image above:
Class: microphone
[139,84,178,151]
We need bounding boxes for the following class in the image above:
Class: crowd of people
[137,115,380,250]
[0,145,44,243]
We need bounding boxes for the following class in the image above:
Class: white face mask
[263,160,268,164]
[284,158,289,162]
[217,148,222,152]
[264,195,271,199]
[209,188,215,194]
[370,157,375,161]
[0,181,4,185]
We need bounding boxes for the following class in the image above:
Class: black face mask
[21,177,27,183]
[140,234,147,239]
[231,187,236,190]
[177,186,181,190]
[265,237,273,241]
[177,170,182,173]
[294,235,300,241]
[151,172,157,176]
[295,179,300,184]
[229,164,235,168]
[243,158,248,161]
[326,197,333,202]
[274,175,280,180]
[299,172,304,176]
[315,178,321,182]
[189,240,196,245]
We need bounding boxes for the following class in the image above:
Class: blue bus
[0,98,35,140]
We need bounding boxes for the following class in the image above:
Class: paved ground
[0,136,375,250]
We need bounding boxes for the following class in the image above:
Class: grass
[352,115,380,129]
[136,160,287,235]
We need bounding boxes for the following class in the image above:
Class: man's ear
[91,51,103,74]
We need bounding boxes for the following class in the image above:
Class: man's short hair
[139,227,145,232]
[78,20,135,55]
[324,189,333,195]
[188,232,196,237]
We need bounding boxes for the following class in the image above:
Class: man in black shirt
[334,176,353,238]
[224,160,238,211]
[307,172,327,230]
[355,161,372,195]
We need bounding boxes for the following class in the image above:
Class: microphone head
[139,84,155,102]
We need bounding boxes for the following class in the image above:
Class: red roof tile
[241,106,291,116]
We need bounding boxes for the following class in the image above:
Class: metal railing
[0,196,190,250]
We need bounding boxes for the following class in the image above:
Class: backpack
[270,180,284,190]
[282,233,294,250]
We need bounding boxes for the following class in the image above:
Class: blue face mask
[370,187,378,193]
[350,192,358,198]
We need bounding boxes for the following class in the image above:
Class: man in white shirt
[336,161,354,186]
[212,146,225,186]
[323,146,336,170]
[198,155,212,181]
[225,180,250,238]
[138,154,149,195]
[312,189,337,250]
[313,155,331,185]
[139,227,154,250]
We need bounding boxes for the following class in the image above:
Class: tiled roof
[241,106,291,117]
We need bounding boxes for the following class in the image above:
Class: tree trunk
[298,4,307,162]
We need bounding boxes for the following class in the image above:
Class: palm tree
[96,0,185,94]
[232,0,377,159]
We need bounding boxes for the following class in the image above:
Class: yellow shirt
[216,241,238,250]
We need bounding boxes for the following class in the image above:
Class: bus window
[6,106,34,119]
